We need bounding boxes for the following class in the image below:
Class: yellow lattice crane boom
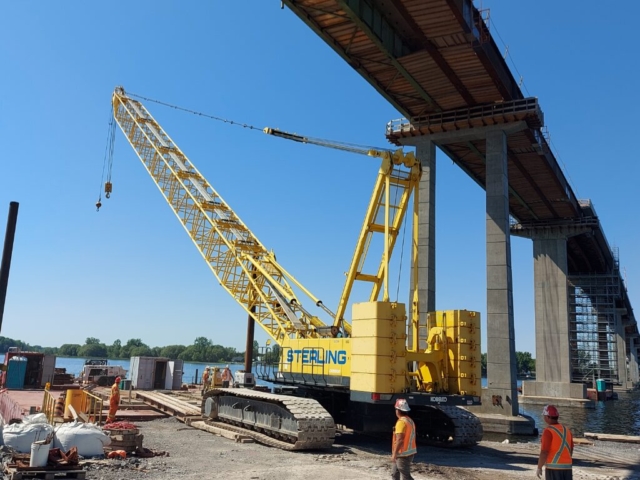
[111,87,332,343]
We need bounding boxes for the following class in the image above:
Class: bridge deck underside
[443,132,575,221]
[284,0,635,329]
[287,0,513,115]
[285,0,611,275]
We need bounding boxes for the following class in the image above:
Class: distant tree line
[1,335,539,372]
[0,336,58,355]
[0,335,261,363]
[480,352,536,376]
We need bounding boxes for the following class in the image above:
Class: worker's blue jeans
[391,454,414,480]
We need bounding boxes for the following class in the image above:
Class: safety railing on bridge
[509,215,600,231]
[386,97,544,138]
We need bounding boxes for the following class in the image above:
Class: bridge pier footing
[519,394,594,410]
[521,380,587,399]
[473,412,538,436]
[467,389,537,435]
[630,342,639,387]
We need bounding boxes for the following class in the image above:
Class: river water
[56,357,640,439]
[55,357,239,386]
[520,389,640,438]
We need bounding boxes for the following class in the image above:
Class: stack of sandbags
[53,421,111,457]
[2,414,54,453]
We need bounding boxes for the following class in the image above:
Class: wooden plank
[583,432,640,444]
[134,391,200,419]
[4,466,86,480]
[573,437,594,446]
[190,420,254,444]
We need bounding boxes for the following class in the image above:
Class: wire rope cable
[125,91,389,154]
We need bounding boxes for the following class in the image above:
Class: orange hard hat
[115,377,122,384]
[542,405,559,417]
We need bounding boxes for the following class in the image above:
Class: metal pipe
[244,265,258,374]
[0,202,19,333]
[244,307,256,373]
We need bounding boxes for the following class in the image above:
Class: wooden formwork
[133,391,201,423]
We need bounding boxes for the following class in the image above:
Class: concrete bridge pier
[407,125,536,435]
[479,130,519,416]
[629,339,639,387]
[408,140,437,353]
[616,309,630,389]
[520,234,587,401]
[510,223,594,407]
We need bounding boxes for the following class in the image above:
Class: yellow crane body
[110,87,483,449]
[280,306,480,398]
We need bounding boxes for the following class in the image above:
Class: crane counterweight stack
[109,86,483,449]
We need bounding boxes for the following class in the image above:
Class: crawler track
[201,388,335,450]
[416,405,483,447]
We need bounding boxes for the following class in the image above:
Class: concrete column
[629,342,639,386]
[484,130,519,416]
[533,237,572,384]
[522,235,588,399]
[417,141,436,314]
[615,309,628,387]
[410,140,436,351]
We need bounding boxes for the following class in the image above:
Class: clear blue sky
[0,1,638,355]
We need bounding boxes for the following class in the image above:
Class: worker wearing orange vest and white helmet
[537,404,574,479]
[391,398,417,480]
[107,376,122,423]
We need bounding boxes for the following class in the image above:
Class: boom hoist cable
[96,112,116,211]
[96,90,398,211]
[100,88,419,338]
[121,91,393,158]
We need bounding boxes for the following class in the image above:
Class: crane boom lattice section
[111,87,327,342]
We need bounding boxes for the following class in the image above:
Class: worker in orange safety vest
[391,398,417,480]
[107,376,121,423]
[537,404,574,479]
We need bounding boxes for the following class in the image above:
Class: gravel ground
[68,418,640,480]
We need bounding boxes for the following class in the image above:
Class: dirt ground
[79,417,640,480]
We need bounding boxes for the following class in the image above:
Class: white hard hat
[395,398,411,412]
[226,365,229,368]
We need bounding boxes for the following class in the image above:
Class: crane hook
[96,200,102,212]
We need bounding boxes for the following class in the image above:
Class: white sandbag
[3,422,54,453]
[22,413,48,424]
[53,421,111,457]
